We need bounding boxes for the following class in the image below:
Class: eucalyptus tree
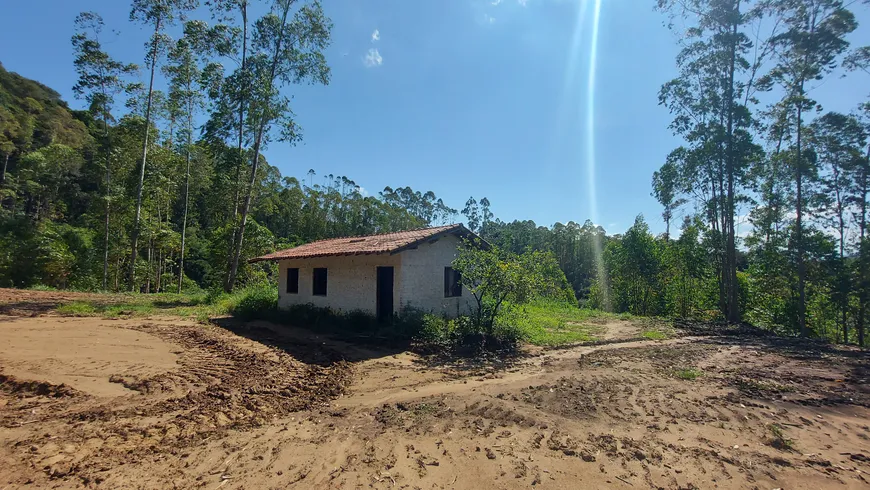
[164,20,220,292]
[205,0,257,219]
[225,0,332,291]
[462,197,493,235]
[71,11,138,290]
[844,43,870,346]
[128,0,198,290]
[651,157,687,240]
[0,107,21,185]
[657,0,770,322]
[760,0,857,335]
[852,123,870,346]
[380,186,457,226]
[809,112,865,342]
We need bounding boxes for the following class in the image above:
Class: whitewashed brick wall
[396,234,475,317]
[276,233,475,318]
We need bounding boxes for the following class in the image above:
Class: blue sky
[1,0,868,234]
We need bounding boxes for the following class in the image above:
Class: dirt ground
[1,289,869,489]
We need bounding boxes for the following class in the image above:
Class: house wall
[277,254,401,314]
[275,233,474,318]
[397,233,475,318]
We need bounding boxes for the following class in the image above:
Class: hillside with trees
[0,0,868,346]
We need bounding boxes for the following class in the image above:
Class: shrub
[414,314,454,347]
[413,312,522,354]
[278,303,412,342]
[204,288,227,306]
[229,284,278,320]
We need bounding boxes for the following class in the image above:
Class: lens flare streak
[586,0,609,307]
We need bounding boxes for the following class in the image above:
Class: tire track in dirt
[0,317,353,488]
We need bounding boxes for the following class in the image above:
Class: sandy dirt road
[1,289,869,489]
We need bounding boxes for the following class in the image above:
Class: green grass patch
[52,289,232,321]
[496,301,618,346]
[674,368,704,380]
[642,329,670,340]
[55,301,98,316]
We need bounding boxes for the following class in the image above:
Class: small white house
[251,224,483,320]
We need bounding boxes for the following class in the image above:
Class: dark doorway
[376,266,394,322]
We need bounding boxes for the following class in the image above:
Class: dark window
[444,267,462,297]
[312,268,328,296]
[286,268,299,294]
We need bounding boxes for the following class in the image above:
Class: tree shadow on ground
[699,335,870,409]
[0,302,61,316]
[411,344,530,376]
[210,317,408,366]
[151,299,205,308]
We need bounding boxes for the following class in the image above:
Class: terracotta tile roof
[250,224,471,262]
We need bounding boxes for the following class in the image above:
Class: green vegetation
[55,301,98,316]
[48,284,619,350]
[768,423,795,451]
[1,0,869,348]
[736,378,795,395]
[637,318,675,340]
[415,300,621,349]
[642,330,669,341]
[497,301,614,346]
[51,286,278,321]
[674,368,704,381]
[452,242,576,337]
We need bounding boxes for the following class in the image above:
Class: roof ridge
[303,223,460,244]
[249,224,468,263]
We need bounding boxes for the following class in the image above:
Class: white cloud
[484,13,496,23]
[364,48,383,68]
[371,29,380,42]
[357,186,369,197]
[517,0,528,5]
[491,0,503,5]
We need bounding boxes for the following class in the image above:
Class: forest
[0,0,868,346]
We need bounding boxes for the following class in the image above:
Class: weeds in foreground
[51,286,269,322]
[55,301,97,316]
[736,378,795,395]
[674,368,704,380]
[495,301,617,346]
[767,423,794,451]
[642,329,669,340]
[50,291,639,351]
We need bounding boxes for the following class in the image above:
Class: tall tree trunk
[226,3,290,292]
[178,100,193,294]
[156,248,163,293]
[795,100,807,337]
[835,175,847,344]
[233,2,248,220]
[725,0,740,324]
[129,17,162,291]
[226,2,250,288]
[717,143,729,319]
[858,144,869,347]
[664,211,671,241]
[1,153,8,185]
[114,255,121,291]
[102,112,111,291]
